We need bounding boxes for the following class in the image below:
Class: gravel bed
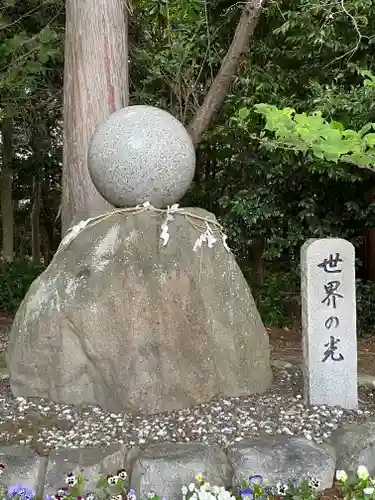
[0,364,373,456]
[0,320,374,455]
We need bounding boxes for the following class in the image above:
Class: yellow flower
[196,474,204,483]
[358,466,370,480]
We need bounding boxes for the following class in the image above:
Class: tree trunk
[62,0,129,235]
[187,0,265,147]
[0,117,14,264]
[31,177,41,265]
[41,224,53,266]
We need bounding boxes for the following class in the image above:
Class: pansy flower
[249,475,263,486]
[127,488,137,500]
[107,475,120,486]
[336,470,348,482]
[57,488,68,496]
[308,476,321,490]
[116,470,128,481]
[240,487,253,500]
[358,466,370,480]
[8,485,36,500]
[276,482,288,496]
[65,472,77,488]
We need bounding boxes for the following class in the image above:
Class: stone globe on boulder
[87,105,196,208]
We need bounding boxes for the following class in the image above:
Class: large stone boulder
[8,207,272,414]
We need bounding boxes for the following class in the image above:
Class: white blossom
[336,470,348,482]
[212,486,220,495]
[217,490,231,500]
[358,466,370,480]
[364,487,375,495]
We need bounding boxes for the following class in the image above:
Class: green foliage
[0,0,64,103]
[356,279,375,336]
[256,268,300,328]
[255,271,375,335]
[3,0,375,337]
[250,101,375,168]
[130,0,237,121]
[232,70,375,169]
[0,261,45,313]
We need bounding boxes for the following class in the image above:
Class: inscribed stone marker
[301,238,357,409]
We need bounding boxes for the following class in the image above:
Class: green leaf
[364,133,375,148]
[359,123,375,137]
[331,120,344,131]
[238,107,250,120]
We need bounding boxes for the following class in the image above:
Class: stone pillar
[301,238,357,409]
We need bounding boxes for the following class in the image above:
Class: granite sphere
[87,105,196,208]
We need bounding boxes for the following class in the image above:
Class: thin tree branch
[187,0,265,148]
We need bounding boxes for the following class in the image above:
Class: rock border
[0,423,374,499]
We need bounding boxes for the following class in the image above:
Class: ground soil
[268,326,375,376]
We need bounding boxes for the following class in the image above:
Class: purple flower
[249,476,263,487]
[240,487,253,500]
[263,486,274,495]
[127,489,136,500]
[7,485,36,500]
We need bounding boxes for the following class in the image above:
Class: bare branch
[187,0,265,148]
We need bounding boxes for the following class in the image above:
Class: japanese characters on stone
[301,238,357,409]
[318,252,344,363]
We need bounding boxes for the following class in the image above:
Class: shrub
[257,268,375,336]
[0,260,45,313]
[356,279,375,336]
[256,267,300,329]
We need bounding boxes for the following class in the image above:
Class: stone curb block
[0,445,48,498]
[329,421,375,475]
[130,443,232,500]
[227,436,335,490]
[0,430,374,496]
